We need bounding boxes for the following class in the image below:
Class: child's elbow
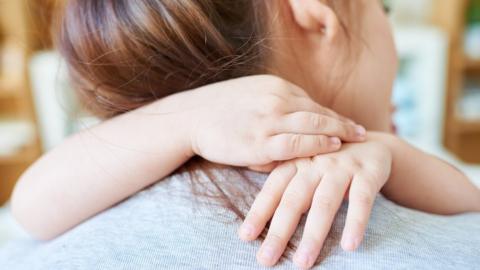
[10,177,60,241]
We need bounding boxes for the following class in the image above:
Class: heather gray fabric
[1,167,479,270]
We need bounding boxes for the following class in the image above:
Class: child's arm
[11,75,365,240]
[239,132,480,268]
[375,133,480,215]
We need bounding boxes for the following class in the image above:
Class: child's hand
[239,141,392,269]
[188,75,366,166]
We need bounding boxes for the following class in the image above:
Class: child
[11,0,480,268]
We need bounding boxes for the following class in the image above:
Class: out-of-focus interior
[1,0,480,245]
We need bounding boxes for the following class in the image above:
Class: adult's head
[58,0,397,130]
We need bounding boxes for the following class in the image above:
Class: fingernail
[239,223,255,240]
[258,243,278,266]
[294,245,313,269]
[330,137,341,147]
[355,125,366,137]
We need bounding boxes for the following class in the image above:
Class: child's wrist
[367,132,404,197]
[147,96,197,159]
[171,109,196,159]
[366,131,398,151]
[182,112,197,159]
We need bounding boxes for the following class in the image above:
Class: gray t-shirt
[1,167,479,269]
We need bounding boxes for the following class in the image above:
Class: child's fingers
[277,112,365,142]
[341,173,378,252]
[256,169,319,267]
[239,163,296,241]
[293,173,350,269]
[265,134,341,161]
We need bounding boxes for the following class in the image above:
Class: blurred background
[1,0,480,245]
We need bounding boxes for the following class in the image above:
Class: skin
[11,75,365,240]
[246,139,392,268]
[10,0,480,269]
[236,0,480,268]
[270,0,397,131]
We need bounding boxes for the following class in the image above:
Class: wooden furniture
[0,1,50,205]
[433,0,480,163]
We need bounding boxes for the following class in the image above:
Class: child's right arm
[11,75,365,240]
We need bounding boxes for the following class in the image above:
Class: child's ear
[287,0,340,40]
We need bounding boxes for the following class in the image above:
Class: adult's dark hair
[58,0,271,118]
